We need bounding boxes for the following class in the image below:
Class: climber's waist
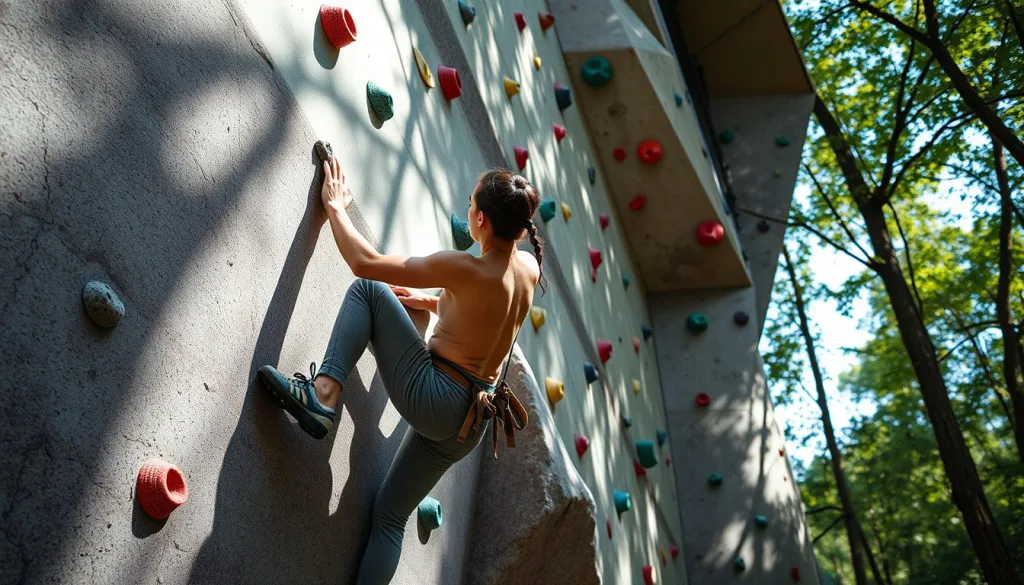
[431,353,496,393]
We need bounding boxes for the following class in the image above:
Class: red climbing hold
[514,146,528,171]
[633,459,646,478]
[553,123,567,142]
[613,147,627,161]
[514,12,526,31]
[632,336,640,353]
[599,214,609,230]
[670,544,680,559]
[438,66,462,100]
[642,564,655,585]
[791,566,801,582]
[696,220,724,247]
[320,5,358,49]
[779,447,785,457]
[538,11,555,31]
[665,455,671,466]
[636,139,663,165]
[597,339,613,363]
[629,195,647,211]
[136,459,189,520]
[589,247,603,270]
[574,434,590,458]
[695,392,710,407]
[606,518,613,539]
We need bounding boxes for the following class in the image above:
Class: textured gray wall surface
[0,0,478,583]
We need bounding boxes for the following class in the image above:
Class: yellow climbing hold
[561,202,572,221]
[530,306,547,332]
[413,47,435,89]
[503,76,520,98]
[545,377,565,404]
[533,55,542,70]
[632,379,641,394]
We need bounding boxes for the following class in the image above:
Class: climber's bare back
[428,249,539,383]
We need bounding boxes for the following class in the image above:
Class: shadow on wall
[0,0,464,582]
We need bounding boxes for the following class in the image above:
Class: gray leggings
[317,278,489,585]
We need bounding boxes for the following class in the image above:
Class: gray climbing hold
[367,81,395,122]
[451,214,473,251]
[418,496,443,530]
[82,280,125,328]
[314,140,333,163]
[581,56,613,87]
[458,0,476,25]
[719,129,735,144]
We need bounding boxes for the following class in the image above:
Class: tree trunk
[993,134,1024,462]
[1006,0,1024,54]
[782,245,873,585]
[814,95,1022,585]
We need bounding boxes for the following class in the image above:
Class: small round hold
[450,214,473,251]
[554,83,573,111]
[613,147,627,162]
[632,336,640,354]
[458,0,476,26]
[733,311,749,326]
[136,459,189,520]
[686,313,708,333]
[574,434,590,458]
[695,392,711,408]
[670,544,680,559]
[673,92,683,107]
[791,566,801,582]
[757,219,771,233]
[418,496,443,531]
[538,11,555,31]
[553,123,567,142]
[438,65,462,100]
[366,81,395,122]
[606,518,613,539]
[632,379,641,394]
[503,76,521,99]
[583,361,599,384]
[514,12,526,31]
[320,5,358,49]
[696,220,724,247]
[641,324,653,340]
[599,214,609,230]
[513,146,528,171]
[581,56,613,87]
[707,472,723,487]
[533,55,542,70]
[545,377,565,404]
[629,195,647,211]
[597,339,613,363]
[621,273,631,288]
[539,199,557,222]
[529,306,546,332]
[641,564,654,585]
[779,447,785,457]
[613,490,632,514]
[561,202,572,221]
[734,557,746,572]
[589,247,603,270]
[665,455,671,466]
[656,429,668,447]
[661,548,667,566]
[636,139,663,165]
[314,140,334,163]
[82,280,125,328]
[633,459,646,478]
[773,168,783,178]
[775,135,791,147]
[719,129,735,144]
[621,415,633,427]
[754,514,769,528]
[587,166,597,185]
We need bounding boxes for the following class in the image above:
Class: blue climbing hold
[367,81,395,122]
[754,514,769,529]
[622,273,630,289]
[636,440,658,468]
[539,199,557,222]
[621,415,633,428]
[418,496,443,530]
[641,324,652,340]
[588,166,596,185]
[458,0,476,25]
[451,214,473,251]
[674,92,683,107]
[554,84,573,111]
[613,490,632,514]
[656,429,667,447]
[584,362,599,384]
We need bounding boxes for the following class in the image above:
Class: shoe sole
[257,366,331,440]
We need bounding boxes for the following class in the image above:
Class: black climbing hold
[641,324,652,340]
[719,129,735,144]
[733,311,749,326]
[757,219,770,233]
[588,167,596,185]
[314,140,333,163]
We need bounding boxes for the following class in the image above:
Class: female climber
[257,149,542,584]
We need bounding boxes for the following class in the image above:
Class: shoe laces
[292,362,318,390]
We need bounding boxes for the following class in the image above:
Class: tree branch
[737,206,875,270]
[805,163,874,260]
[848,0,931,45]
[887,201,925,321]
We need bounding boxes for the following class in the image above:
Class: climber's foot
[257,362,335,439]
[314,140,333,164]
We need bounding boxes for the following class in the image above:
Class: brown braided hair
[474,169,545,291]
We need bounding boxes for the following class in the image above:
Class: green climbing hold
[775,135,790,147]
[636,440,658,469]
[539,199,557,222]
[418,496,443,530]
[674,92,683,107]
[451,214,473,251]
[754,514,769,529]
[367,81,395,122]
[686,313,708,333]
[734,556,746,572]
[707,473,723,487]
[613,490,632,514]
[581,56,613,87]
[719,129,735,144]
[622,273,630,289]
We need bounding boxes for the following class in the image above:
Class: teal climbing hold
[584,362,599,384]
[775,135,791,147]
[656,429,668,447]
[622,273,630,289]
[581,56,613,87]
[367,81,394,122]
[613,490,632,514]
[636,440,658,468]
[754,514,769,529]
[674,92,683,107]
[539,199,557,222]
[418,496,443,530]
[719,129,735,144]
[686,313,708,333]
[451,214,473,251]
[707,473,724,487]
[734,557,746,572]
[457,0,476,25]
[621,415,633,428]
